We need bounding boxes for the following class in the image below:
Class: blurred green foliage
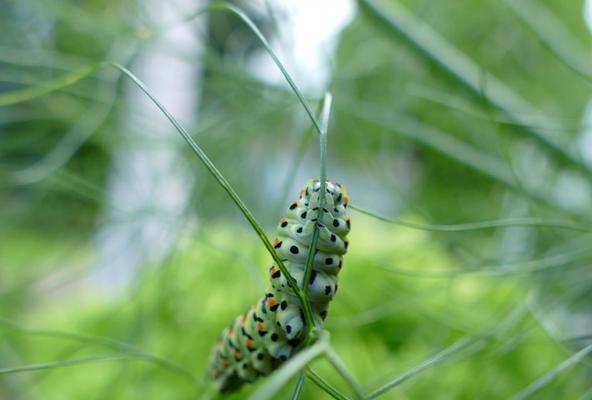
[1,0,591,399]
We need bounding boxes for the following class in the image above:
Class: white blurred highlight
[249,0,356,93]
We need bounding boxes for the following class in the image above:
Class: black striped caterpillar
[210,179,351,393]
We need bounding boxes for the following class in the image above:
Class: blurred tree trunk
[93,0,207,291]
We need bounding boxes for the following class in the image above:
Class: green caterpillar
[210,179,351,393]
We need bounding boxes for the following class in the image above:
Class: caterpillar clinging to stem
[210,179,351,393]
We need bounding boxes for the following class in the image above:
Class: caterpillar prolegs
[210,179,351,393]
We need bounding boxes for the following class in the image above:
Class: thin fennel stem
[302,93,333,342]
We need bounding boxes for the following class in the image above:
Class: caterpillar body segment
[210,180,351,393]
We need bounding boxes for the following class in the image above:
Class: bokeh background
[1,0,592,399]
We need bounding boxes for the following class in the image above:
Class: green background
[1,0,591,398]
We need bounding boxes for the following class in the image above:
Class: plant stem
[357,0,591,177]
[249,333,329,400]
[176,2,323,136]
[324,346,365,400]
[511,344,592,400]
[0,63,99,106]
[302,93,333,341]
[0,354,136,375]
[350,204,591,232]
[307,368,352,400]
[290,373,306,400]
[111,63,309,315]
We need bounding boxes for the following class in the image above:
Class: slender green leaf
[307,369,352,400]
[374,246,591,278]
[111,63,308,310]
[0,63,100,106]
[177,2,323,136]
[502,0,592,82]
[10,42,137,185]
[367,337,476,399]
[290,373,306,400]
[303,93,333,339]
[324,346,365,400]
[338,99,580,216]
[351,204,591,232]
[511,344,592,400]
[0,321,198,387]
[357,0,590,175]
[275,99,322,215]
[578,387,592,400]
[0,354,135,375]
[338,99,515,186]
[249,336,329,400]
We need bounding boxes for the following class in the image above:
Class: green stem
[306,369,352,400]
[357,0,590,176]
[11,40,137,185]
[302,93,333,340]
[367,306,529,399]
[338,99,584,218]
[511,344,592,400]
[0,320,198,387]
[324,346,365,400]
[249,333,329,400]
[0,63,100,106]
[110,63,308,314]
[0,354,138,375]
[176,2,323,136]
[502,0,592,82]
[275,99,323,216]
[290,373,306,400]
[366,338,475,399]
[350,204,591,232]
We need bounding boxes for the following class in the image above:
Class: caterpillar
[209,179,351,393]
